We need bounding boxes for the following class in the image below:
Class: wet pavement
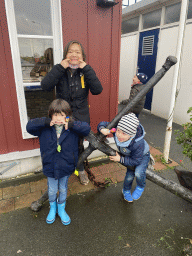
[1,179,192,256]
[1,109,192,256]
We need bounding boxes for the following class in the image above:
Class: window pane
[13,0,52,35]
[25,87,54,119]
[187,0,192,19]
[122,17,139,34]
[143,9,161,29]
[165,3,181,24]
[18,38,53,83]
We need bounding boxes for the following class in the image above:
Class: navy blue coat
[26,117,91,179]
[97,121,149,168]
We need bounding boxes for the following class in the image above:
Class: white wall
[119,33,138,102]
[119,23,192,125]
[152,23,192,125]
[151,26,178,119]
[174,23,192,124]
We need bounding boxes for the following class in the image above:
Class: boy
[121,73,148,117]
[98,113,150,202]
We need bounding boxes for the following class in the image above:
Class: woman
[41,40,103,185]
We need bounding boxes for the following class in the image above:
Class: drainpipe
[163,0,189,163]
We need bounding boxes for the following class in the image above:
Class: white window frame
[5,0,63,139]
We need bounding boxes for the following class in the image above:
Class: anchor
[30,56,192,212]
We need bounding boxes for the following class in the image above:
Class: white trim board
[4,0,63,140]
[0,138,117,163]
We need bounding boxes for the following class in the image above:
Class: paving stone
[115,171,126,183]
[0,188,2,200]
[116,163,127,171]
[0,198,14,214]
[30,178,47,193]
[68,181,95,195]
[69,173,79,183]
[93,175,106,184]
[15,191,42,210]
[98,162,117,174]
[89,166,102,176]
[3,183,30,199]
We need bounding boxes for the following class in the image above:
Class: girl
[98,113,150,202]
[26,99,90,225]
[41,40,103,185]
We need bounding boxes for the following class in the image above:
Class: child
[98,113,150,202]
[26,99,90,225]
[121,73,148,117]
[41,40,103,185]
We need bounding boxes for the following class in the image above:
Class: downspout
[163,0,189,163]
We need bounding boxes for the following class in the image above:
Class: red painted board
[0,100,9,154]
[61,0,88,57]
[0,1,35,153]
[0,7,18,153]
[109,1,122,120]
[88,0,113,132]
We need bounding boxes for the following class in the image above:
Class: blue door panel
[137,29,159,110]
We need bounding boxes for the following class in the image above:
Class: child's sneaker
[132,186,144,200]
[122,189,133,202]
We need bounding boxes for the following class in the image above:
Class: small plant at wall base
[175,107,192,162]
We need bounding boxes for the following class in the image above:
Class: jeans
[123,152,150,191]
[47,176,69,203]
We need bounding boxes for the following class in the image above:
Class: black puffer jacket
[41,64,103,124]
[121,83,146,115]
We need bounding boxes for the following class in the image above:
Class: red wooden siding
[61,0,122,132]
[0,0,39,154]
[0,0,122,155]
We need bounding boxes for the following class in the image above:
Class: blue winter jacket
[97,121,149,168]
[26,117,91,179]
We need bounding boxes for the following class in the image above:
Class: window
[5,0,63,138]
[142,9,161,30]
[14,0,53,84]
[165,3,181,25]
[187,0,192,19]
[121,17,139,34]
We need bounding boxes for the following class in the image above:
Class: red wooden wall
[0,0,38,154]
[61,0,122,131]
[0,0,122,155]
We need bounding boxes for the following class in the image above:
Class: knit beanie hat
[117,113,139,136]
[136,73,148,84]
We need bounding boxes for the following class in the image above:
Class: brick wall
[25,89,55,119]
[0,176,47,214]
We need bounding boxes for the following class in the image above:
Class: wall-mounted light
[97,0,119,8]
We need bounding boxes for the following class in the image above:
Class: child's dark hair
[63,40,86,61]
[48,99,72,120]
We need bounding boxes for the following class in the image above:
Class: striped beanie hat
[117,113,139,136]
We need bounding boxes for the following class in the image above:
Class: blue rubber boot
[46,200,57,224]
[57,202,71,225]
[132,186,144,200]
[122,189,133,203]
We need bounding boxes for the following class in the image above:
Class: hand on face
[61,43,87,69]
[50,112,69,130]
[60,58,70,69]
[78,59,86,69]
